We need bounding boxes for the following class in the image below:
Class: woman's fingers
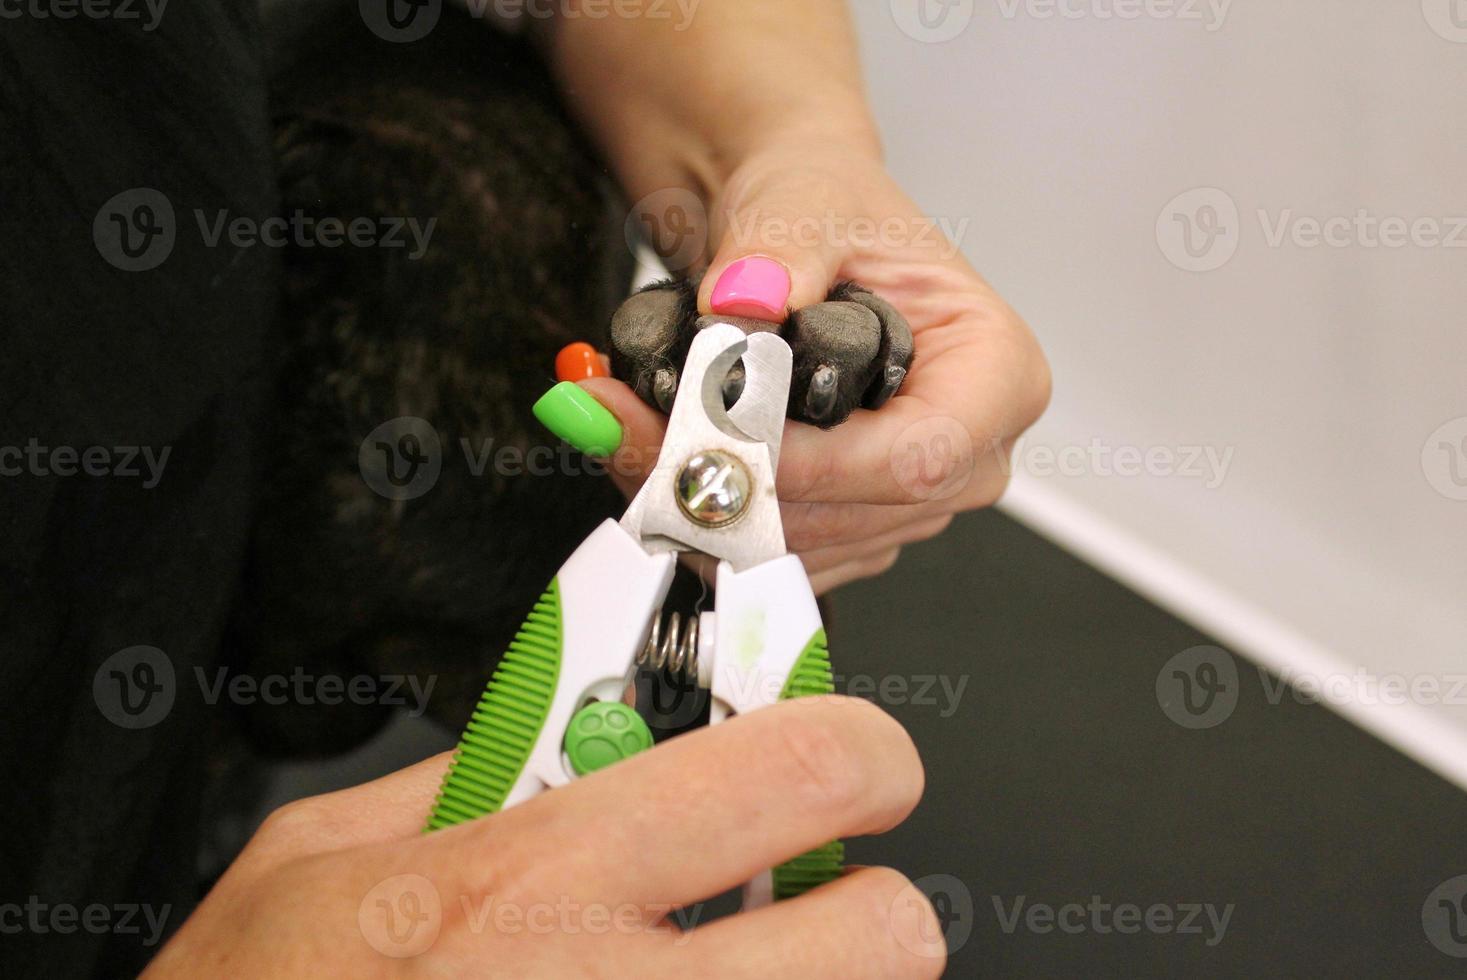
[776,389,1008,507]
[577,375,667,498]
[435,696,923,913]
[656,866,946,980]
[581,332,1037,512]
[578,381,1012,516]
[796,516,951,576]
[574,375,969,593]
[777,281,1047,507]
[782,498,961,553]
[807,548,903,596]
[235,751,455,877]
[797,508,954,591]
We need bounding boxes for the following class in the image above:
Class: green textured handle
[771,628,846,900]
[425,580,563,831]
[427,587,843,902]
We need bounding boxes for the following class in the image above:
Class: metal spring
[637,607,699,679]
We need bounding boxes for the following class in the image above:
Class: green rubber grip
[771,628,846,900]
[425,579,563,831]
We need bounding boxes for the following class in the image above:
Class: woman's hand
[143,697,943,978]
[584,145,1050,593]
[540,0,1049,592]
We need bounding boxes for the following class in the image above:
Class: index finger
[427,696,924,913]
[777,317,1046,504]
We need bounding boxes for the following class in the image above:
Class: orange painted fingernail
[555,342,609,381]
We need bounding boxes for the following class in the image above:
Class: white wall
[856,2,1467,782]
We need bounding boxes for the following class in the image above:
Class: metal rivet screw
[675,450,751,527]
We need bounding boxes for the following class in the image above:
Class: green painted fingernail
[533,381,623,457]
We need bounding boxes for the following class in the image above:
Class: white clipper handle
[705,555,833,909]
[507,519,675,806]
[708,554,825,722]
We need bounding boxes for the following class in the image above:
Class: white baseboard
[999,475,1467,793]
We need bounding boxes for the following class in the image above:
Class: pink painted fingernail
[710,256,791,321]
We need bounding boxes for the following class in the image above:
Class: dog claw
[722,360,747,408]
[866,364,907,410]
[653,367,678,413]
[804,365,839,422]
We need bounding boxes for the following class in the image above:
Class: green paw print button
[564,702,653,776]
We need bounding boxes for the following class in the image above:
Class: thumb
[698,169,851,320]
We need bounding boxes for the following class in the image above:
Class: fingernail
[555,342,610,382]
[710,256,791,321]
[533,381,623,456]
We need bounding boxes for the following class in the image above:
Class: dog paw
[608,277,913,428]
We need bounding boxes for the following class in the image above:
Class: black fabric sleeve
[0,3,279,975]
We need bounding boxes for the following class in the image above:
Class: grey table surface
[836,508,1467,978]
